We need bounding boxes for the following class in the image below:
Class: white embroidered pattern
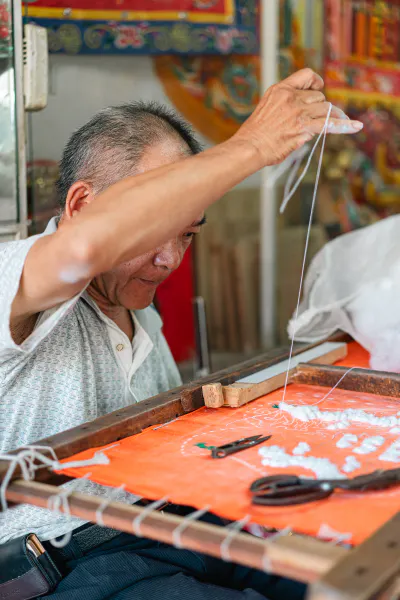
[259,445,344,479]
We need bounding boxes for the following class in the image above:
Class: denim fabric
[42,515,306,600]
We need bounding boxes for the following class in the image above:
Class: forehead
[137,138,191,173]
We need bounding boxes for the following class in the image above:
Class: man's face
[90,138,205,310]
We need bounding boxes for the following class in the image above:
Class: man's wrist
[224,133,270,173]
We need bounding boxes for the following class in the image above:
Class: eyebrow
[192,216,207,227]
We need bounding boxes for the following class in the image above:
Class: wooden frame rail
[5,479,400,600]
[292,364,400,398]
[6,479,346,585]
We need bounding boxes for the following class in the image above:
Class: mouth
[137,278,160,287]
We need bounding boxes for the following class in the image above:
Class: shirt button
[116,343,125,352]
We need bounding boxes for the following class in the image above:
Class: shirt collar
[43,216,59,235]
[83,293,162,337]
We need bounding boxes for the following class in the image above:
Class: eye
[183,232,195,239]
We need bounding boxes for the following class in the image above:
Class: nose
[153,239,183,271]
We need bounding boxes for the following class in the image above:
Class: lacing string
[172,506,211,549]
[220,515,251,562]
[47,473,92,548]
[132,496,169,537]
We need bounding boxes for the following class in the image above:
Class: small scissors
[249,468,400,506]
[211,435,271,459]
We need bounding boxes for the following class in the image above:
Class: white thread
[261,527,292,572]
[281,104,333,404]
[342,456,361,474]
[95,484,127,527]
[259,444,343,479]
[280,401,400,430]
[22,445,58,462]
[172,506,211,549]
[220,515,250,562]
[58,451,110,471]
[3,447,107,477]
[0,446,111,513]
[267,144,310,189]
[281,151,310,213]
[280,108,332,215]
[336,434,358,449]
[308,367,362,407]
[1,446,132,548]
[318,523,352,545]
[379,439,400,462]
[277,103,369,408]
[286,365,367,412]
[0,452,33,512]
[0,447,62,511]
[283,153,306,202]
[97,443,120,454]
[47,473,92,548]
[132,496,169,537]
[153,420,176,431]
[261,547,272,573]
[270,526,292,540]
[330,536,352,547]
[353,435,385,455]
[292,442,310,455]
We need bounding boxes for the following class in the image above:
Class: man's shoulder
[0,237,32,255]
[0,237,38,269]
[0,218,57,272]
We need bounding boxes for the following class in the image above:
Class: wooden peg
[202,383,224,408]
[202,342,348,409]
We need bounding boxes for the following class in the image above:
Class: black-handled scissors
[250,468,400,506]
[211,435,271,459]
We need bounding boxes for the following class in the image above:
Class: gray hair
[56,101,202,207]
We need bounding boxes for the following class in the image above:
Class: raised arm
[11,69,362,325]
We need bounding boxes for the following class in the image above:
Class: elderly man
[0,69,362,599]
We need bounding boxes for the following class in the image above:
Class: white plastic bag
[288,215,400,372]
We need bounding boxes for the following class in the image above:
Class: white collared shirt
[87,302,154,404]
[0,217,181,543]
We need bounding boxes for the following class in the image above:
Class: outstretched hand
[234,68,363,167]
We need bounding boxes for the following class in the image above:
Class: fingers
[307,101,349,121]
[301,91,326,104]
[284,68,324,91]
[306,117,363,135]
[327,118,364,134]
[299,91,350,120]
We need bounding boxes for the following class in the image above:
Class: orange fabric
[60,343,400,545]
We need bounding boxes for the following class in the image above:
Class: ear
[64,181,94,220]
